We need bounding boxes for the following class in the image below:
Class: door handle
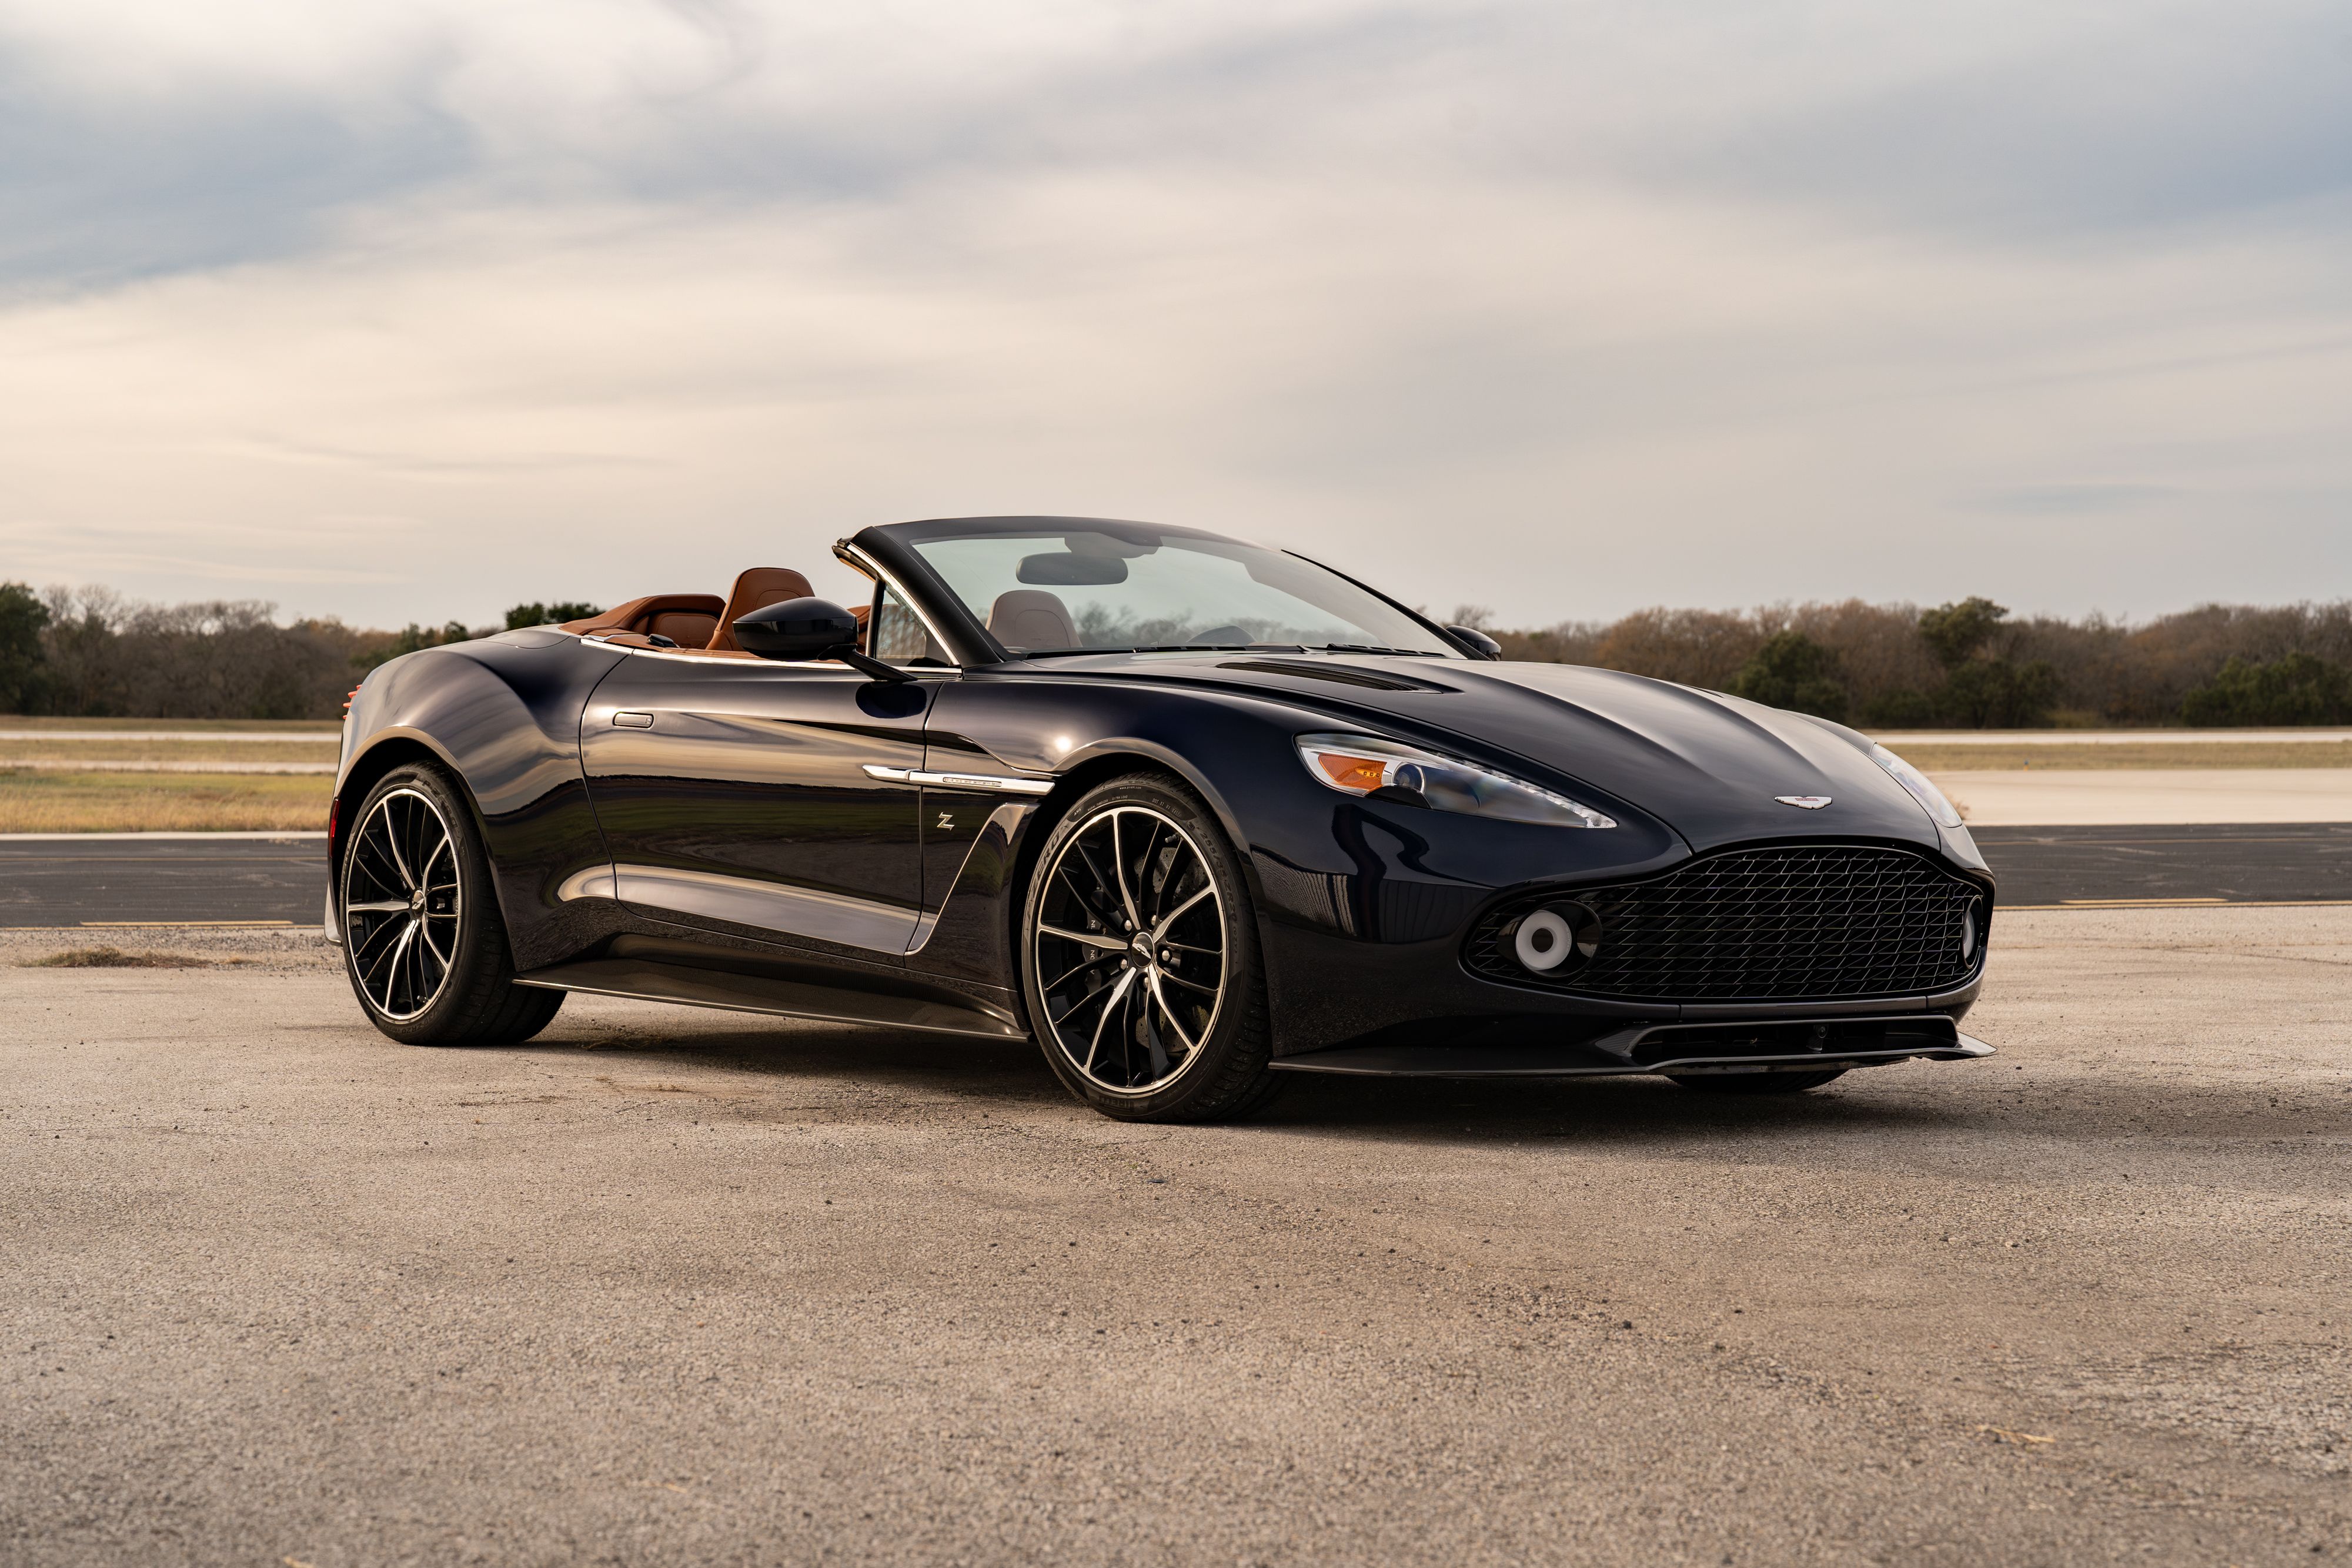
[611,711,654,728]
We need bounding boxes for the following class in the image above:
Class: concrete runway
[5,826,2351,928]
[1935,768,2352,825]
[4,909,2348,1565]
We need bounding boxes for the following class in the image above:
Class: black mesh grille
[1465,845,1984,1002]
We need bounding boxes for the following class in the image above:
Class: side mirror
[733,597,857,659]
[1445,624,1502,660]
[733,597,913,682]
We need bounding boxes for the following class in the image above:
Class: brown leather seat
[563,594,724,638]
[987,589,1081,651]
[706,567,816,653]
[644,610,717,646]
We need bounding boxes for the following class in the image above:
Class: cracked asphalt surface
[4,908,2348,1566]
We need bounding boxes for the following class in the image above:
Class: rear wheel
[1668,1069,1846,1095]
[339,763,563,1047]
[1020,774,1278,1122]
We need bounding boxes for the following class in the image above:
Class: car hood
[1040,651,1943,854]
[1435,661,1938,850]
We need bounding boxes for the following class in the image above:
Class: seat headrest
[707,568,817,652]
[986,589,1081,653]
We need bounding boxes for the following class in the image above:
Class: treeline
[0,584,597,720]
[1471,597,2352,727]
[4,577,2350,726]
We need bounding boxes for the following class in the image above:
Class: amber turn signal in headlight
[1294,733,1616,828]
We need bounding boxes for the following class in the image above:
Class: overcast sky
[2,0,2347,629]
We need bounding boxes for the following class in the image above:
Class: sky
[1,0,2348,631]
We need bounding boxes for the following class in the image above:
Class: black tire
[338,762,563,1047]
[1020,773,1279,1122]
[1667,1069,1846,1095]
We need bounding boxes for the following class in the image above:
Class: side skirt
[513,957,1028,1040]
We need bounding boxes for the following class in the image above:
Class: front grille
[1465,844,1984,1002]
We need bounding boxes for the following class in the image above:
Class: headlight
[1870,743,1963,829]
[1295,733,1616,828]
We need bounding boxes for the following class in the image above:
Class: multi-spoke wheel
[343,786,461,1021]
[338,763,563,1047]
[1021,774,1276,1121]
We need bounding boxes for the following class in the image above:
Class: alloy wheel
[342,786,462,1022]
[1031,805,1228,1094]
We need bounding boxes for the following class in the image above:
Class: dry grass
[1898,742,2352,771]
[0,738,338,764]
[0,770,331,832]
[0,716,338,734]
[20,946,245,969]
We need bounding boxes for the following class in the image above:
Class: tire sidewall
[1020,774,1268,1120]
[340,763,504,1044]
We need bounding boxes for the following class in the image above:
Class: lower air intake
[1466,844,1986,1002]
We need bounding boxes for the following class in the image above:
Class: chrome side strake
[863,764,1054,795]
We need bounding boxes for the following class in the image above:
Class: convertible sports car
[329,515,1994,1121]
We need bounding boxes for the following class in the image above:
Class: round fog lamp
[1511,903,1602,974]
[1514,908,1573,971]
[1959,904,1978,961]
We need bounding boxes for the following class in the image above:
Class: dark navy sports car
[329,516,1993,1120]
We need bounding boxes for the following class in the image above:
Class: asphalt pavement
[4,907,2347,1565]
[1972,821,2352,905]
[4,826,2350,928]
[0,835,326,927]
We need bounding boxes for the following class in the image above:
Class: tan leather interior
[644,610,718,646]
[987,589,1080,651]
[562,594,724,638]
[704,567,816,653]
[563,573,838,656]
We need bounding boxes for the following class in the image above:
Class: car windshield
[900,524,1461,658]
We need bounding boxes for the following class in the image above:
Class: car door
[579,647,934,961]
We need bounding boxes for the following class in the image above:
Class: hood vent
[1217,659,1449,693]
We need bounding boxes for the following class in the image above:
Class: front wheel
[339,763,563,1047]
[1020,774,1278,1122]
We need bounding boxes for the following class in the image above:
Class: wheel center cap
[1128,934,1154,967]
[409,890,426,914]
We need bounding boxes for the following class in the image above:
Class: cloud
[0,0,2347,624]
[1971,484,2176,514]
[1639,1,2352,239]
[11,0,2346,293]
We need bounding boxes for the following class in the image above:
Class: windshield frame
[848,515,1471,666]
